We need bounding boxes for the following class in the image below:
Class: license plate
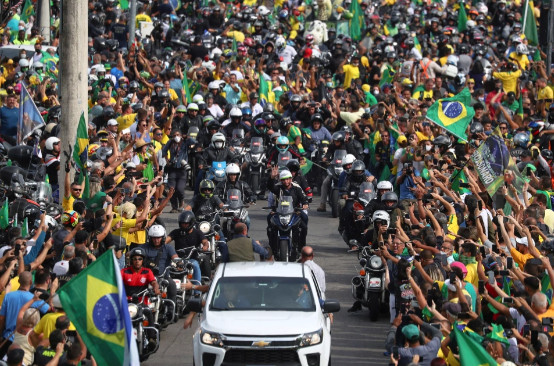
[173,279,181,287]
[369,278,381,288]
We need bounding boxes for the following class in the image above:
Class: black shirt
[34,346,59,366]
[168,228,206,251]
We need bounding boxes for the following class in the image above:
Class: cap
[53,260,69,275]
[515,237,530,246]
[401,324,420,341]
[450,261,468,275]
[397,135,407,144]
[442,302,462,315]
[107,119,118,126]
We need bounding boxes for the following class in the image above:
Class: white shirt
[278,45,297,66]
[304,260,326,299]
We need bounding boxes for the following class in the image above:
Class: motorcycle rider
[197,120,221,149]
[339,160,374,236]
[250,117,274,147]
[381,192,403,227]
[367,180,394,216]
[308,114,332,146]
[223,107,251,139]
[166,211,211,280]
[267,135,303,166]
[44,136,61,203]
[286,160,313,204]
[266,168,309,255]
[196,132,239,193]
[215,163,256,227]
[161,130,189,213]
[176,103,203,136]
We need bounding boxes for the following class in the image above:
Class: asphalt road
[143,201,391,366]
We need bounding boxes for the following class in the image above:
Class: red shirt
[121,266,156,297]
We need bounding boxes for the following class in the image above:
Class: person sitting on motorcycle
[162,130,189,213]
[223,107,251,139]
[166,211,211,280]
[279,117,306,154]
[366,180,393,216]
[175,103,203,135]
[317,132,358,212]
[266,168,309,256]
[338,160,374,235]
[267,136,303,167]
[308,113,332,146]
[250,117,274,147]
[381,192,403,227]
[121,247,159,349]
[186,179,229,262]
[361,210,391,249]
[286,160,313,203]
[342,125,364,157]
[215,163,256,227]
[197,120,221,149]
[196,132,239,193]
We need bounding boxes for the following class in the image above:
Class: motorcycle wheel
[331,190,339,218]
[278,239,289,262]
[250,173,260,195]
[368,292,380,322]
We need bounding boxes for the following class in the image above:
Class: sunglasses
[131,257,143,261]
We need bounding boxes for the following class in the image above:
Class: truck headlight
[201,329,224,347]
[299,329,323,347]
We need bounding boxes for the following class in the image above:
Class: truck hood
[203,310,322,335]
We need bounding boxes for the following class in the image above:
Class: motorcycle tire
[368,292,380,322]
[250,173,260,195]
[331,190,339,218]
[278,239,289,262]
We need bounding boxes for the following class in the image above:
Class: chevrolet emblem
[252,340,270,347]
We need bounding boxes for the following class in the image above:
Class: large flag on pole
[458,2,468,32]
[348,0,364,41]
[58,250,139,366]
[18,84,45,144]
[182,71,192,104]
[426,88,475,142]
[259,72,269,107]
[20,0,35,22]
[72,112,90,199]
[523,0,538,46]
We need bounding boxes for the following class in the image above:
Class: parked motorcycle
[244,137,266,196]
[327,149,346,218]
[267,196,302,262]
[350,240,387,321]
[128,289,161,361]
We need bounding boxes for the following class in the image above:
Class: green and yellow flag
[348,0,364,41]
[21,0,35,22]
[72,112,90,199]
[426,88,475,142]
[182,71,192,104]
[458,2,468,32]
[523,0,538,46]
[259,72,269,106]
[58,250,139,366]
[454,326,499,366]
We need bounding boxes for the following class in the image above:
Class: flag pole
[522,0,529,35]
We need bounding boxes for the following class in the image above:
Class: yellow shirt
[128,210,147,245]
[117,113,137,131]
[464,262,479,289]
[0,277,19,306]
[509,247,534,268]
[493,70,522,94]
[447,214,459,240]
[135,14,152,28]
[34,312,76,339]
[343,64,360,89]
[226,30,245,43]
[111,213,137,244]
[412,89,434,100]
[509,52,531,70]
[62,194,80,212]
[415,131,433,142]
[538,86,554,100]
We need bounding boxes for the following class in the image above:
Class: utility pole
[58,0,88,188]
[128,0,137,50]
[548,0,554,76]
[38,0,50,44]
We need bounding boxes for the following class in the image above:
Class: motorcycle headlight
[201,329,224,347]
[333,167,343,175]
[128,303,138,318]
[198,221,211,234]
[279,214,291,225]
[369,256,383,269]
[299,329,323,347]
[251,153,261,162]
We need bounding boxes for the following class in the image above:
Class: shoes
[317,204,326,212]
[347,301,362,313]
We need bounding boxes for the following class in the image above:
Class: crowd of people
[0,0,550,364]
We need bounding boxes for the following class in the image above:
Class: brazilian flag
[426,88,475,142]
[72,112,90,199]
[58,250,139,366]
[21,0,35,22]
[259,72,269,107]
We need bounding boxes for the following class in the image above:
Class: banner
[18,84,45,144]
[471,129,525,197]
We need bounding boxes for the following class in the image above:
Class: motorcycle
[276,150,292,171]
[308,140,329,195]
[230,129,246,161]
[168,248,198,318]
[196,211,223,268]
[150,267,177,328]
[186,126,200,189]
[206,161,227,184]
[267,196,302,262]
[350,241,387,321]
[327,149,346,218]
[342,182,376,244]
[128,289,161,361]
[244,137,266,197]
[221,188,249,240]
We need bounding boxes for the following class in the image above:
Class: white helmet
[376,180,393,193]
[225,163,241,177]
[258,5,270,15]
[92,64,106,73]
[19,59,29,68]
[276,36,286,51]
[192,94,204,103]
[211,132,226,148]
[208,81,220,90]
[446,55,459,66]
[45,136,60,150]
[44,215,57,230]
[516,44,528,55]
[279,169,292,180]
[372,210,390,228]
[148,224,166,238]
[33,61,44,70]
[230,107,242,118]
[342,154,356,167]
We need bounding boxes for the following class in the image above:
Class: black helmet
[433,134,451,148]
[290,94,302,103]
[158,89,170,100]
[48,106,61,122]
[541,149,554,160]
[178,210,196,230]
[263,103,275,113]
[280,117,292,129]
[207,120,221,131]
[351,160,365,176]
[286,160,301,173]
[382,192,398,210]
[332,131,346,143]
[311,113,323,124]
[469,122,483,136]
[129,247,146,259]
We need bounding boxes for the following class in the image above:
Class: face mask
[174,136,182,143]
[373,90,379,95]
[425,144,432,151]
[214,141,224,149]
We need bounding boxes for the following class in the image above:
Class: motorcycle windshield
[358,182,376,203]
[332,150,347,166]
[188,126,199,139]
[250,137,264,154]
[226,189,243,210]
[231,129,245,147]
[276,196,294,215]
[277,151,292,167]
[34,182,53,204]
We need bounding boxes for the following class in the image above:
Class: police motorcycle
[168,247,198,318]
[349,211,389,321]
[327,149,347,218]
[244,137,266,196]
[196,208,223,268]
[266,196,303,262]
[221,188,249,240]
[128,288,161,362]
[342,182,376,244]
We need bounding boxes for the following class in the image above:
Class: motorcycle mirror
[213,224,221,232]
[359,258,367,267]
